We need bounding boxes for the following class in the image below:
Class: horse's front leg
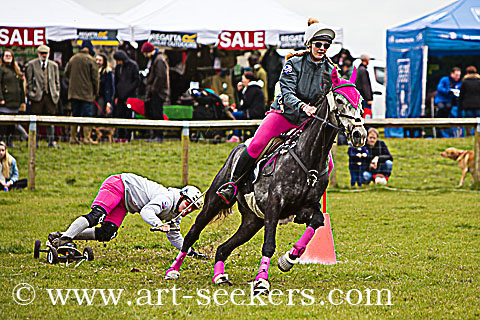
[165,190,226,280]
[253,195,282,294]
[278,204,324,272]
[213,208,263,285]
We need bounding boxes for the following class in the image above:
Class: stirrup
[216,182,237,205]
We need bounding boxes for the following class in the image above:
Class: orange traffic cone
[300,193,337,264]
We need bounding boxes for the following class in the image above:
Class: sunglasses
[3,54,12,57]
[312,42,331,49]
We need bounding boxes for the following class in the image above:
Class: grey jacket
[25,58,60,104]
[270,53,334,125]
[120,173,185,251]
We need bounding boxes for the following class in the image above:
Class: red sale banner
[0,27,46,47]
[217,31,265,50]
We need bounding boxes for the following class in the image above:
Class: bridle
[311,83,364,137]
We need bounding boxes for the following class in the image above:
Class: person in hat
[141,42,169,142]
[355,54,373,119]
[65,40,99,144]
[25,45,61,148]
[216,18,337,204]
[47,173,207,258]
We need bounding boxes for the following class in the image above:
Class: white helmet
[304,23,335,46]
[180,186,203,209]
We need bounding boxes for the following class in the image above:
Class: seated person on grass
[362,128,393,185]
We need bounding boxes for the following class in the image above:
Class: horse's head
[328,67,367,147]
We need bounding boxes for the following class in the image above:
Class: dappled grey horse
[165,68,366,293]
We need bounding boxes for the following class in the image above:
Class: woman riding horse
[217,18,337,205]
[165,19,366,291]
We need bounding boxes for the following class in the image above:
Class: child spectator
[347,143,369,187]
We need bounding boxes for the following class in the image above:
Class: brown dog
[92,127,115,143]
[441,147,475,186]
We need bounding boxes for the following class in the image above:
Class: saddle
[243,127,302,184]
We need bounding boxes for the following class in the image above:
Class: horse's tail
[206,144,244,224]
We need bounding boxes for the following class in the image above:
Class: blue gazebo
[386,0,480,137]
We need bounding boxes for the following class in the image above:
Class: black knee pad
[309,212,325,229]
[95,221,118,242]
[83,205,107,228]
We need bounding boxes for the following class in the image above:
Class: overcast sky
[75,0,456,60]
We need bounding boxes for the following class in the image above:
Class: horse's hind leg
[278,204,324,272]
[213,209,263,285]
[165,190,227,280]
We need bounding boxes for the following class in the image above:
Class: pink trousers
[247,112,334,175]
[246,112,298,158]
[91,174,127,227]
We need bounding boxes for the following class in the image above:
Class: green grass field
[1,136,479,319]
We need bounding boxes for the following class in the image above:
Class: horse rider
[217,18,337,204]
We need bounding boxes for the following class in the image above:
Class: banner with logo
[0,27,45,47]
[149,31,197,49]
[77,29,119,46]
[217,31,265,50]
[279,33,304,49]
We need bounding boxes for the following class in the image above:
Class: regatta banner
[77,29,119,46]
[217,31,265,50]
[0,27,46,47]
[149,31,197,49]
[279,32,304,49]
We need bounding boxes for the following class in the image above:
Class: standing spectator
[362,128,393,185]
[95,53,114,117]
[0,49,25,147]
[248,54,268,102]
[434,67,462,118]
[0,141,27,191]
[261,47,284,104]
[459,66,480,135]
[25,45,60,148]
[141,42,169,142]
[226,72,265,143]
[355,54,373,119]
[65,40,99,144]
[347,143,369,188]
[113,50,139,142]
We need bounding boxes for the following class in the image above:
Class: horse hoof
[253,278,270,295]
[277,252,298,272]
[165,270,180,280]
[213,273,232,286]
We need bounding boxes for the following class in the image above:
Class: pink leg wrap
[255,256,271,281]
[168,251,187,272]
[328,151,334,176]
[290,226,315,257]
[212,261,225,283]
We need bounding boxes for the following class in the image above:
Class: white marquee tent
[117,0,343,46]
[4,0,128,42]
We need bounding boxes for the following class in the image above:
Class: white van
[353,59,386,119]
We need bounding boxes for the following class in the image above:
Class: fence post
[181,121,190,186]
[330,141,337,188]
[474,119,480,184]
[27,115,37,190]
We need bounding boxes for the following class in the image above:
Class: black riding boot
[217,148,256,204]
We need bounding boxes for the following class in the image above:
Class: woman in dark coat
[226,72,265,142]
[95,53,114,117]
[362,128,393,184]
[0,49,25,146]
[459,65,480,118]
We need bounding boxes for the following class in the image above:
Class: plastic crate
[163,105,193,120]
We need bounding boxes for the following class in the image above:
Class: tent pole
[421,45,430,137]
